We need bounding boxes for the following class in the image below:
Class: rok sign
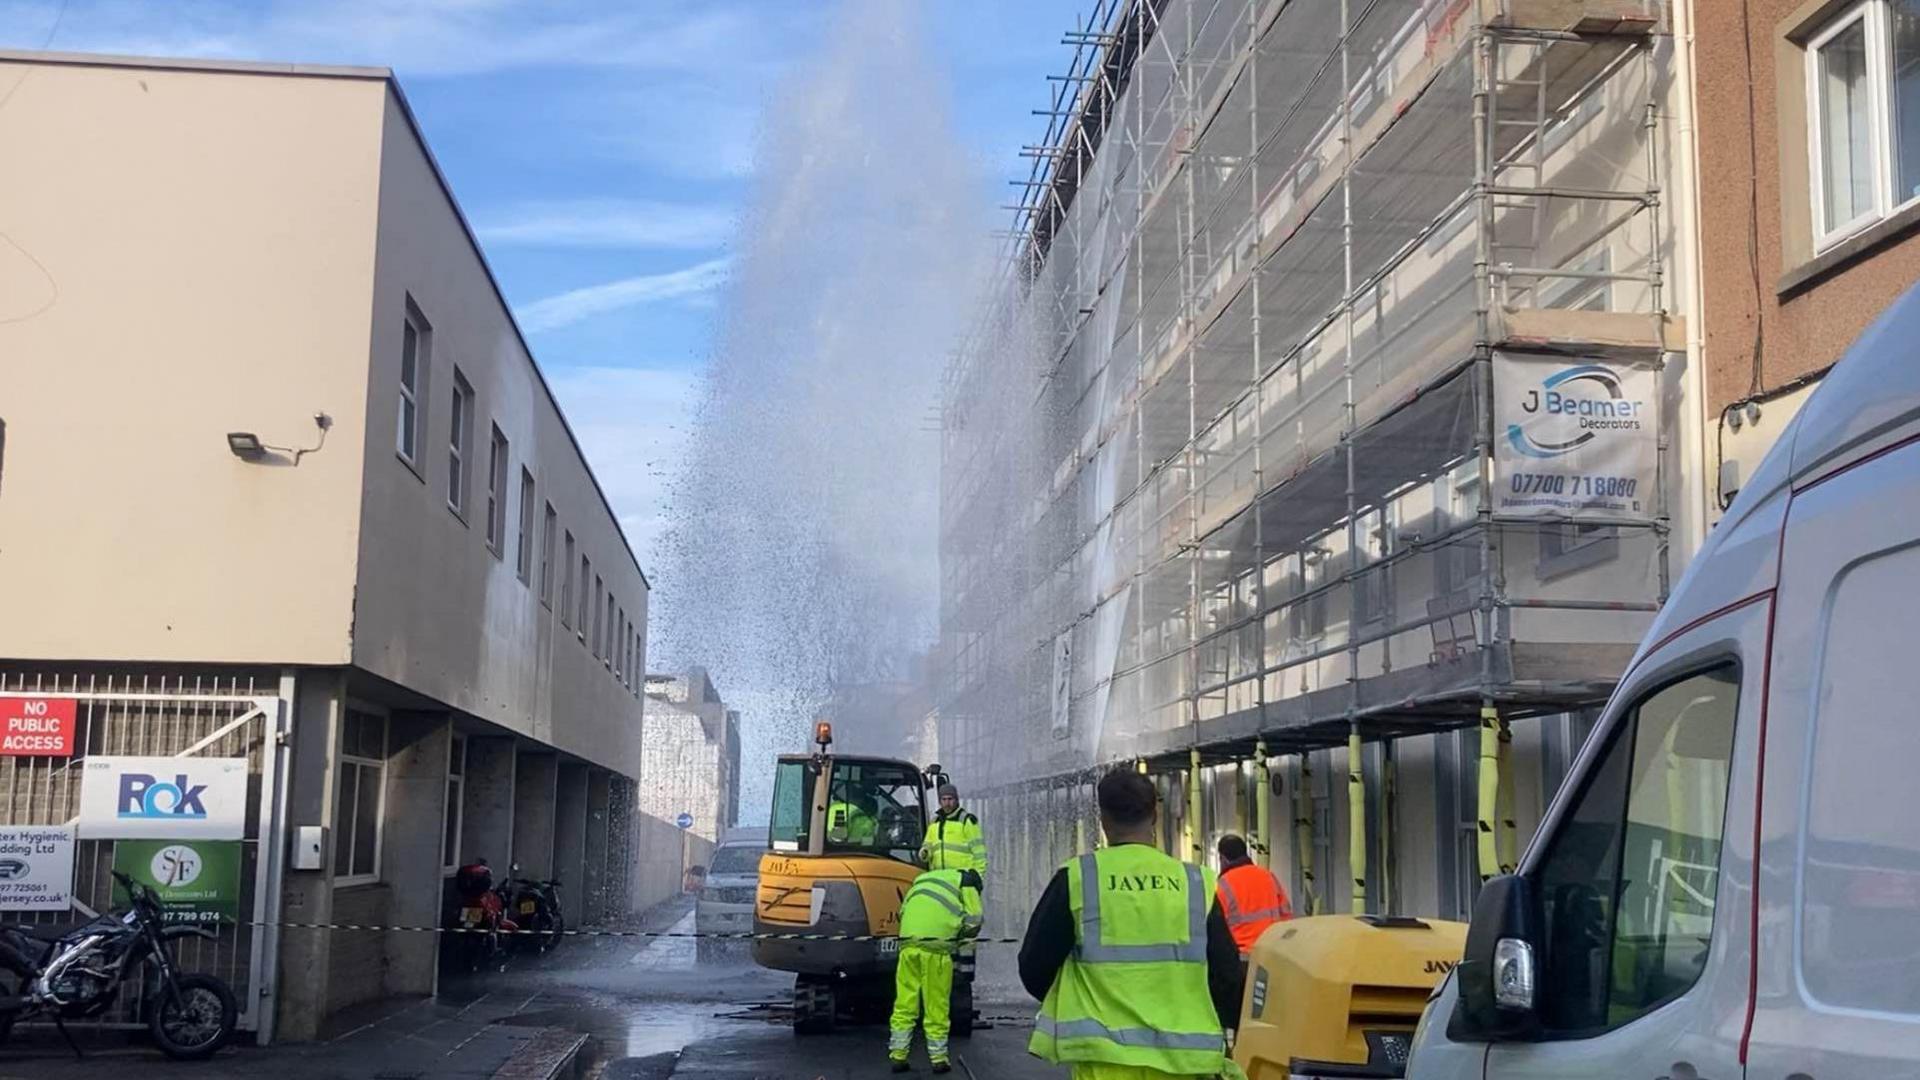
[111,839,242,925]
[1493,352,1658,520]
[0,826,75,911]
[77,755,249,840]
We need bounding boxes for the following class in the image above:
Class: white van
[1408,286,1920,1080]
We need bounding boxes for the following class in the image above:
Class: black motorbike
[0,869,238,1059]
[499,866,565,954]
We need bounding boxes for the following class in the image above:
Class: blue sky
[0,0,1084,562]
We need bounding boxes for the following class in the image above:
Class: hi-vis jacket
[920,808,987,874]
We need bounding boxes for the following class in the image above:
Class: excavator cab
[754,723,936,1033]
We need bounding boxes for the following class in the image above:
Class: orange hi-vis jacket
[1216,860,1293,954]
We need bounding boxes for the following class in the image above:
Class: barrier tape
[245,922,1022,944]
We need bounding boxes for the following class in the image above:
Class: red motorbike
[450,860,518,974]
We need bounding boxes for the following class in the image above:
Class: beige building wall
[0,56,386,665]
[353,90,647,781]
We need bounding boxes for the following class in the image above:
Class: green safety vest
[827,801,875,844]
[1029,845,1226,1075]
[897,868,983,953]
[921,809,987,873]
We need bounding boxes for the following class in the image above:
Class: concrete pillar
[584,770,611,923]
[461,737,517,870]
[275,670,345,1042]
[553,763,590,926]
[512,752,559,879]
[382,711,452,997]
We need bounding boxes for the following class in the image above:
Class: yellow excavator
[753,721,946,1034]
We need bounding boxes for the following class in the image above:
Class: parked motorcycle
[450,859,517,974]
[499,867,565,954]
[0,869,238,1059]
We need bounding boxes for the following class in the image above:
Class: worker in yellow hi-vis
[889,867,983,1074]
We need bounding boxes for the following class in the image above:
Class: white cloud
[479,199,734,251]
[545,364,701,572]
[517,258,729,333]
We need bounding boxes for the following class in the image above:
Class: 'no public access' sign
[1,697,77,756]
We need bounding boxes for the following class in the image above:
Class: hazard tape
[250,922,1022,944]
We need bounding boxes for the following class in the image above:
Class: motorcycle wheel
[542,901,565,953]
[150,973,237,1060]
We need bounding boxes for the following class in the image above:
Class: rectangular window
[561,532,576,626]
[333,709,388,886]
[1538,522,1620,579]
[579,557,592,640]
[443,734,466,874]
[485,424,508,554]
[1531,664,1739,1035]
[516,468,536,582]
[614,608,624,678]
[605,591,616,667]
[448,370,474,518]
[397,302,430,470]
[1804,1,1920,247]
[540,503,557,604]
[592,574,604,657]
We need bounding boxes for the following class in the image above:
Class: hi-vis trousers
[888,945,954,1064]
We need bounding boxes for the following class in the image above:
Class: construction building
[0,50,685,1040]
[937,0,1710,931]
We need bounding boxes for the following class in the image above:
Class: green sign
[111,839,242,925]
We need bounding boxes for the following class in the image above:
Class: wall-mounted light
[228,413,332,465]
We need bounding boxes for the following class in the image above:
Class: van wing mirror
[1448,874,1542,1042]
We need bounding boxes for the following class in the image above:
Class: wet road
[0,902,1064,1079]
[454,905,1066,1080]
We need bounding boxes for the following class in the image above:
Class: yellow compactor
[1234,914,1466,1080]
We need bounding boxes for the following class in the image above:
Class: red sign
[1,697,77,756]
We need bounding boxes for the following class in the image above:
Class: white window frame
[1806,1,1915,250]
[397,302,430,474]
[442,734,466,875]
[486,424,509,555]
[448,371,474,519]
[334,708,388,888]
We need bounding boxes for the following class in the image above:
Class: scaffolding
[938,0,1676,924]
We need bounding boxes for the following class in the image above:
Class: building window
[592,574,605,657]
[605,591,616,668]
[614,608,624,679]
[397,302,430,472]
[516,468,536,583]
[334,709,387,886]
[579,557,592,641]
[1805,1,1920,248]
[562,532,576,627]
[1538,522,1620,579]
[540,504,558,605]
[486,425,509,555]
[443,734,466,874]
[448,370,474,519]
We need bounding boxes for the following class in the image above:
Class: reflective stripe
[1226,906,1285,926]
[1076,855,1208,964]
[911,875,964,902]
[906,887,967,921]
[1033,1014,1224,1051]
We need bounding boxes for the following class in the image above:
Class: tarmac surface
[0,897,1067,1080]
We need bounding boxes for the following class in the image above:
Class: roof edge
[0,47,391,81]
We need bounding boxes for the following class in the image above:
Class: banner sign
[1,697,77,756]
[77,756,250,839]
[0,826,75,911]
[111,839,242,924]
[1493,353,1657,519]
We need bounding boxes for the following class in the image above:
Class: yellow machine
[754,722,941,1034]
[1234,914,1467,1079]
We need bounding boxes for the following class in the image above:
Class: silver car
[694,837,763,962]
